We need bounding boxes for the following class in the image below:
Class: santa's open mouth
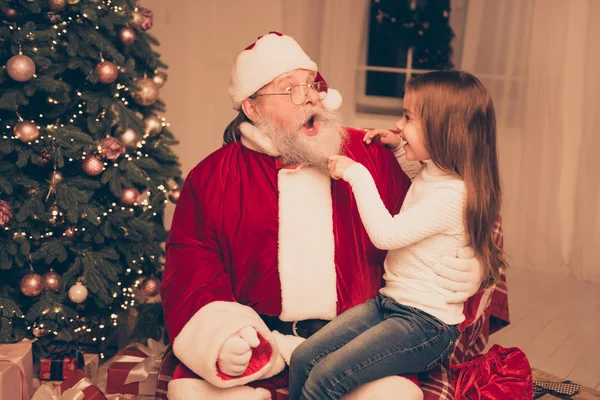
[302,115,319,136]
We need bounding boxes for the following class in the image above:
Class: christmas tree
[0,0,181,353]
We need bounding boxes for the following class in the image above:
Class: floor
[485,267,600,391]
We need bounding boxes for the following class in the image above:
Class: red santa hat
[228,31,342,112]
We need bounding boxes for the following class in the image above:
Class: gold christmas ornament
[168,188,181,204]
[20,273,44,297]
[48,0,67,13]
[81,155,104,176]
[118,128,139,149]
[152,71,167,88]
[118,27,136,45]
[14,121,40,143]
[68,282,88,303]
[140,277,160,297]
[66,0,80,4]
[43,270,61,292]
[7,54,36,82]
[120,187,140,206]
[130,10,144,29]
[132,78,159,106]
[95,61,118,84]
[144,114,162,136]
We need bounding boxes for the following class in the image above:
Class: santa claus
[160,32,506,400]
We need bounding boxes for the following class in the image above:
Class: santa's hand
[363,128,403,149]
[217,327,260,376]
[433,247,484,304]
[328,155,356,180]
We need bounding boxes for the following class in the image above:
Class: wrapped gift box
[60,370,107,400]
[106,340,165,395]
[39,350,84,381]
[0,339,35,400]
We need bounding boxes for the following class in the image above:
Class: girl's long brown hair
[406,71,507,286]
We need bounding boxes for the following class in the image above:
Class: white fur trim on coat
[172,301,285,388]
[239,122,280,157]
[229,33,318,110]
[168,378,272,400]
[278,166,338,321]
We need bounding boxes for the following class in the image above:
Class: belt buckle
[292,321,299,337]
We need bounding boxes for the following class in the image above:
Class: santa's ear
[241,98,259,123]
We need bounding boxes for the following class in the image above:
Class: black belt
[260,315,329,339]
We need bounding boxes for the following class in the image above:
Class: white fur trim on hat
[229,32,318,110]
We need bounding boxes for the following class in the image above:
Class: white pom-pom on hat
[321,87,342,111]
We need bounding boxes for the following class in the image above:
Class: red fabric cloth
[451,345,532,400]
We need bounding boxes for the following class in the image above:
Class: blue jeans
[288,294,460,400]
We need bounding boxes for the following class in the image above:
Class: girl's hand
[328,155,356,180]
[363,128,403,149]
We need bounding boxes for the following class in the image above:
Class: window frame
[356,0,469,115]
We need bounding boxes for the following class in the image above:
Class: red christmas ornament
[99,136,126,160]
[120,187,140,206]
[140,277,160,297]
[81,156,104,176]
[43,270,61,292]
[7,54,36,82]
[20,273,44,297]
[14,121,40,143]
[0,200,13,227]
[95,60,119,84]
[118,27,136,45]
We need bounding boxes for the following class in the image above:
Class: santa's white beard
[255,107,346,173]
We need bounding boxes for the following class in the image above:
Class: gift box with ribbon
[31,369,107,400]
[60,370,107,400]
[0,338,35,400]
[106,338,166,395]
[39,350,85,381]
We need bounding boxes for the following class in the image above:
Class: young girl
[288,70,507,400]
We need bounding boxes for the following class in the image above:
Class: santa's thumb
[239,326,260,348]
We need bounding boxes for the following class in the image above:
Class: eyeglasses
[253,81,329,106]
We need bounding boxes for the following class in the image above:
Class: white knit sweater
[343,148,467,325]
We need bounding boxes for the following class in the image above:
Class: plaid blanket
[156,224,509,400]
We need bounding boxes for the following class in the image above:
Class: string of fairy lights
[1,0,175,348]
